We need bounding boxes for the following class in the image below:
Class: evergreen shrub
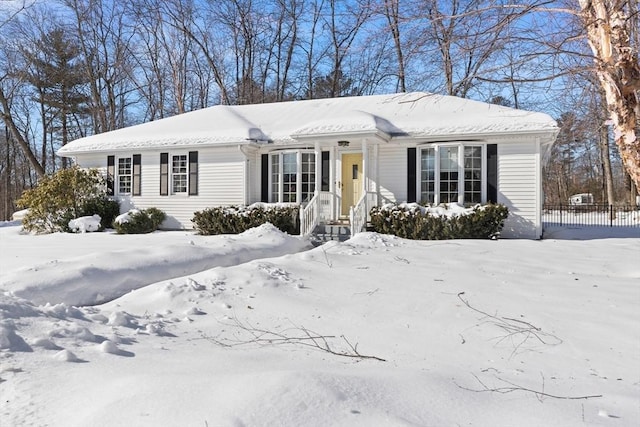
[17,167,118,233]
[369,203,509,240]
[113,208,166,234]
[192,204,299,235]
[80,198,120,230]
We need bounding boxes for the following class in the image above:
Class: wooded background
[1,0,638,220]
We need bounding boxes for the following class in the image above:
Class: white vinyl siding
[497,140,540,238]
[73,135,547,238]
[377,145,406,203]
[74,148,245,229]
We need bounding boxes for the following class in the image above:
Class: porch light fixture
[338,140,350,147]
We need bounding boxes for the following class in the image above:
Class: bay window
[419,144,485,205]
[270,151,316,203]
[463,146,482,204]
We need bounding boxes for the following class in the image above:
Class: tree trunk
[0,87,46,177]
[600,120,615,217]
[384,0,406,92]
[579,0,640,194]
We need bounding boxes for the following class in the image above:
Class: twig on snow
[457,373,602,401]
[206,316,386,362]
[457,292,562,358]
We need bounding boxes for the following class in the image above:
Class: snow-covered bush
[68,214,102,233]
[369,203,509,240]
[17,167,119,234]
[113,208,166,234]
[80,197,120,230]
[192,203,299,235]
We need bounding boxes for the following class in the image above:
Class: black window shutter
[132,154,141,196]
[160,153,169,196]
[188,151,198,195]
[407,148,416,203]
[107,155,115,196]
[261,154,269,202]
[321,151,330,192]
[487,144,498,203]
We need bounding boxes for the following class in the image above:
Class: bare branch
[205,316,386,362]
[457,292,562,358]
[458,373,603,400]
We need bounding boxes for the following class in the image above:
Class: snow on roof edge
[58,92,558,156]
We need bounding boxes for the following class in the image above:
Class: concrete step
[311,224,351,243]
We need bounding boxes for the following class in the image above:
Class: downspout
[373,144,379,208]
[535,137,542,239]
[238,145,251,205]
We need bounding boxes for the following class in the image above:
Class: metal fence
[542,204,640,228]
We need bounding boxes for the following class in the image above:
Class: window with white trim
[282,152,297,202]
[271,155,280,202]
[117,157,132,194]
[171,154,188,194]
[301,152,315,201]
[419,144,485,205]
[464,146,482,204]
[420,147,435,203]
[270,151,316,203]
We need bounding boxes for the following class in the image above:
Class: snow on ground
[1,224,309,306]
[0,223,639,426]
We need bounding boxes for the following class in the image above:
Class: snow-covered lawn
[1,223,639,426]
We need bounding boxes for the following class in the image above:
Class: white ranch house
[58,92,558,239]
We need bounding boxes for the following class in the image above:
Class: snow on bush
[192,203,299,235]
[114,209,139,225]
[370,202,509,240]
[11,209,28,221]
[113,208,166,234]
[68,214,102,233]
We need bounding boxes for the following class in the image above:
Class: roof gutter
[56,139,259,157]
[388,128,559,144]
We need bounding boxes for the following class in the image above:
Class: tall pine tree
[23,27,89,169]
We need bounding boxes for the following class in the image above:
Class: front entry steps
[310,223,351,244]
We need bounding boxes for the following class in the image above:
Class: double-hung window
[160,151,198,196]
[171,154,188,194]
[270,151,316,203]
[117,157,132,195]
[419,144,485,205]
[108,155,140,196]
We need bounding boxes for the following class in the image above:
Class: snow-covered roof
[58,92,558,155]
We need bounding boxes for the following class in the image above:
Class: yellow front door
[341,153,363,216]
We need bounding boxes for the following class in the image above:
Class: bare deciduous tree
[1,0,638,210]
[382,0,406,92]
[65,0,133,133]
